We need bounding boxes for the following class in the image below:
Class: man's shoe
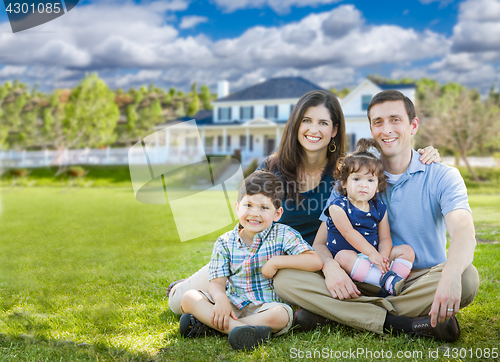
[292,308,334,332]
[166,279,185,297]
[228,325,272,350]
[409,315,460,342]
[179,313,219,338]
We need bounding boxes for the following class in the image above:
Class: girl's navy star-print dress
[323,195,387,256]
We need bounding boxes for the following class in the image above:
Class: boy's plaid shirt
[208,223,312,309]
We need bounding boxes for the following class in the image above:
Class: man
[274,90,479,341]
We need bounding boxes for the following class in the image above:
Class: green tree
[199,85,213,110]
[416,83,500,181]
[187,83,200,117]
[62,73,119,149]
[330,87,351,98]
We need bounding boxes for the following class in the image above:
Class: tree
[187,82,200,117]
[330,87,351,98]
[199,85,213,110]
[416,83,500,182]
[63,74,119,149]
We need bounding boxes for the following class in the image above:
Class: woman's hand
[418,146,441,164]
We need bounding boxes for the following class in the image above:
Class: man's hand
[323,259,361,300]
[262,258,279,279]
[429,272,461,327]
[368,252,389,274]
[211,299,238,331]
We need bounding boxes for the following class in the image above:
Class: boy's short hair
[367,89,416,123]
[237,171,285,209]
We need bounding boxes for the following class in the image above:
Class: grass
[0,188,499,361]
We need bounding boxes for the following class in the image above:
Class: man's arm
[312,222,361,299]
[429,208,476,327]
[262,250,322,279]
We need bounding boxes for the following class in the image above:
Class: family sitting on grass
[167,90,479,351]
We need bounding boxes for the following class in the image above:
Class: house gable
[341,79,382,118]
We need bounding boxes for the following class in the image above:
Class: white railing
[0,147,264,168]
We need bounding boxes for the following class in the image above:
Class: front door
[265,138,276,156]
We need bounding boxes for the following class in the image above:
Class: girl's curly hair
[334,138,388,200]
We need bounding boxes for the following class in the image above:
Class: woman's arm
[312,222,361,299]
[418,146,441,164]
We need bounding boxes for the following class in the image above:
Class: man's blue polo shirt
[321,149,471,269]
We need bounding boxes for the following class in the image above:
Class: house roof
[214,77,325,102]
[378,83,416,90]
[174,109,214,125]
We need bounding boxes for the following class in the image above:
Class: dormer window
[265,105,278,119]
[240,106,253,120]
[361,95,372,111]
[218,107,231,121]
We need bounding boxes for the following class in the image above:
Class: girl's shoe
[380,271,405,296]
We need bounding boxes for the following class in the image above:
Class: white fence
[0,147,264,168]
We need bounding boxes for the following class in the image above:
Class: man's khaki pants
[273,262,479,333]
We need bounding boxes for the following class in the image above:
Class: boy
[180,171,323,350]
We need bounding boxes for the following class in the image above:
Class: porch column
[202,128,206,149]
[165,128,170,158]
[246,128,250,154]
[155,131,159,163]
[276,126,281,147]
[223,127,227,154]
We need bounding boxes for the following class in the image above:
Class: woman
[168,90,438,315]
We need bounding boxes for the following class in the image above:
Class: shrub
[65,166,86,178]
[7,168,29,177]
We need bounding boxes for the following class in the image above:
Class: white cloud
[212,0,342,14]
[452,0,500,52]
[322,4,364,37]
[0,65,28,78]
[418,0,455,6]
[179,15,208,29]
[0,1,495,94]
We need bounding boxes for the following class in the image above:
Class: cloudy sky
[0,0,499,94]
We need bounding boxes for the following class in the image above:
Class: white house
[154,77,416,167]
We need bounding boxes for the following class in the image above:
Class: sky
[0,0,499,94]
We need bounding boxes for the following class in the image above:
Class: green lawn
[0,188,499,361]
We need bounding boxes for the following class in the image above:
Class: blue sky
[0,0,499,94]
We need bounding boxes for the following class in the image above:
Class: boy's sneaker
[228,325,272,350]
[380,271,405,296]
[179,313,219,338]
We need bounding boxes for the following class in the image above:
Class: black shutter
[228,107,232,120]
[239,107,243,119]
[218,107,221,120]
[251,106,254,119]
